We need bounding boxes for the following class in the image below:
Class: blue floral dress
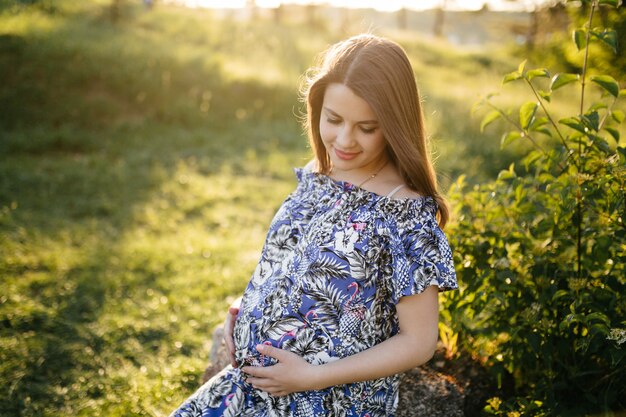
[170,168,457,417]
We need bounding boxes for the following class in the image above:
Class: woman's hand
[241,344,320,397]
[224,297,242,368]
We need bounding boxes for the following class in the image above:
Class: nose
[336,125,356,149]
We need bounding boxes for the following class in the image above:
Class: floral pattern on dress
[170,168,457,417]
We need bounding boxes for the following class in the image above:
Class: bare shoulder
[379,165,423,200]
[304,159,317,172]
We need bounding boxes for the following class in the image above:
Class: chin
[331,159,360,171]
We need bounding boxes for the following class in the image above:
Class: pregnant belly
[233,312,336,368]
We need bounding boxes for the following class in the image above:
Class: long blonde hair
[301,34,449,228]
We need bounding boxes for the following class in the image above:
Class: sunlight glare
[172,0,540,12]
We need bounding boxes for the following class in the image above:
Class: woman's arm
[241,286,439,396]
[224,296,242,368]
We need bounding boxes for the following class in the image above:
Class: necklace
[356,161,388,187]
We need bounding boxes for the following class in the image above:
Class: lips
[334,148,361,160]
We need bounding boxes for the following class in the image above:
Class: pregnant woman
[170,33,457,417]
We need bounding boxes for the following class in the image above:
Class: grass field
[0,1,612,416]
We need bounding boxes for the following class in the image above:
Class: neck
[357,160,388,187]
[331,159,389,188]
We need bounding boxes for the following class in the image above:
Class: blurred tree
[306,4,318,28]
[273,3,283,24]
[398,7,407,30]
[246,0,258,21]
[433,0,448,37]
[110,0,123,22]
[505,0,570,49]
[528,1,539,48]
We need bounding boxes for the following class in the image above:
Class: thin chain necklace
[357,161,388,187]
[331,160,388,188]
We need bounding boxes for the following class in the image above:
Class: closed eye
[359,126,377,134]
[326,118,342,125]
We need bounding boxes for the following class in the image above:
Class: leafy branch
[452,1,626,413]
[477,0,624,279]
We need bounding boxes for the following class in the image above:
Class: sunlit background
[1,0,624,416]
[167,0,545,12]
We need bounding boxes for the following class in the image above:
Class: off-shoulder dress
[170,167,457,417]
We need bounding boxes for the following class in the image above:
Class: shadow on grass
[0,4,309,415]
[0,3,528,414]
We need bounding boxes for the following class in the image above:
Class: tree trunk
[110,0,122,22]
[398,7,408,31]
[433,7,445,37]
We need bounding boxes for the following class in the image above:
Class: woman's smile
[334,148,362,160]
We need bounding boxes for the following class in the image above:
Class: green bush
[443,0,625,415]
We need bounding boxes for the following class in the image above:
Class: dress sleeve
[387,212,458,304]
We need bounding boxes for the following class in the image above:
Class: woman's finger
[223,306,239,367]
[247,377,278,389]
[240,365,272,378]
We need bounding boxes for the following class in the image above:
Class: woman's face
[319,83,388,175]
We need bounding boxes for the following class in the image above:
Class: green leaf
[503,71,522,84]
[590,134,611,153]
[497,167,516,180]
[585,312,610,325]
[529,117,551,137]
[591,28,618,53]
[559,117,586,134]
[532,117,548,127]
[581,111,600,132]
[561,313,583,331]
[538,90,551,102]
[589,323,610,337]
[553,290,570,302]
[535,128,552,137]
[471,100,485,115]
[598,0,621,7]
[574,28,587,50]
[567,132,586,142]
[612,109,625,123]
[588,102,607,112]
[501,131,522,148]
[551,73,579,91]
[518,59,527,74]
[597,138,611,153]
[520,102,538,130]
[480,110,501,132]
[591,75,620,97]
[526,68,550,80]
[605,127,620,141]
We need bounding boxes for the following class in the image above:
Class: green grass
[2,1,622,416]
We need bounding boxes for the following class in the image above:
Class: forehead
[322,83,377,122]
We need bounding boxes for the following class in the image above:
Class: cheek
[319,120,335,144]
[362,133,387,153]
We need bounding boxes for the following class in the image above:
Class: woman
[170,33,457,417]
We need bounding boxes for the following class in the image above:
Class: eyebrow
[323,107,378,125]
